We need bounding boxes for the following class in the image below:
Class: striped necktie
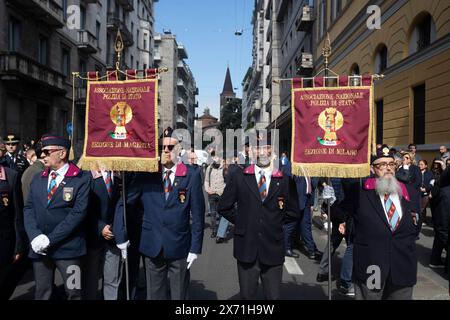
[163,170,172,200]
[104,171,112,196]
[384,194,401,231]
[258,170,267,201]
[47,172,58,204]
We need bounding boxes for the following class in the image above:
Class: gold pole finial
[322,33,332,69]
[115,29,124,71]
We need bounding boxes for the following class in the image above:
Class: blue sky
[155,0,254,119]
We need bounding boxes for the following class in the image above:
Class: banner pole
[322,33,333,301]
[121,172,130,301]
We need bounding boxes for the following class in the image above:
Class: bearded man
[345,147,420,300]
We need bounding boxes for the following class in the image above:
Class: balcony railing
[117,0,133,12]
[178,44,188,59]
[177,61,189,78]
[10,0,64,28]
[77,30,98,54]
[0,52,65,92]
[296,5,315,32]
[107,14,134,47]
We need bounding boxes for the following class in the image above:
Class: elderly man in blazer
[24,135,90,300]
[345,146,420,300]
[218,133,299,300]
[114,127,205,300]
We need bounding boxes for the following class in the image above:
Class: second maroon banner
[291,79,373,178]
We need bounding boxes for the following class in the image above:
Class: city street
[10,209,449,300]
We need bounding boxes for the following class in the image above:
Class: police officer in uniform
[24,135,91,300]
[3,135,29,174]
[0,162,27,299]
[114,127,205,300]
[218,133,299,299]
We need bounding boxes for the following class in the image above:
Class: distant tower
[220,66,236,121]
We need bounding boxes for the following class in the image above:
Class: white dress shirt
[48,163,70,189]
[379,193,403,221]
[101,170,114,185]
[162,164,177,186]
[254,164,272,195]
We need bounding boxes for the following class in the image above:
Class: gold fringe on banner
[78,156,159,172]
[290,79,374,179]
[291,163,370,179]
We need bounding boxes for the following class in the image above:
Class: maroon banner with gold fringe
[291,75,374,178]
[79,72,159,172]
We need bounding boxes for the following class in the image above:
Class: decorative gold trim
[80,78,159,172]
[290,82,374,178]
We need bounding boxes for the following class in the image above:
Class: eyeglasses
[42,149,62,157]
[374,162,397,169]
[162,144,176,151]
[5,143,17,146]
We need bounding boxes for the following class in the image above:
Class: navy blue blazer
[349,178,420,287]
[85,171,120,248]
[113,162,205,260]
[24,163,91,259]
[218,164,300,266]
[0,165,27,267]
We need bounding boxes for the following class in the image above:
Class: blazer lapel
[243,173,262,202]
[166,176,181,206]
[40,176,49,208]
[393,197,410,233]
[48,179,68,206]
[264,177,282,203]
[366,190,391,230]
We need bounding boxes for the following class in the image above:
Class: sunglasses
[161,144,176,151]
[5,143,17,146]
[42,149,62,156]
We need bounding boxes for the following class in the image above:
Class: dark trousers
[144,252,189,300]
[298,205,317,253]
[0,256,31,300]
[81,245,104,300]
[237,260,283,300]
[208,194,220,231]
[355,276,413,300]
[33,257,82,300]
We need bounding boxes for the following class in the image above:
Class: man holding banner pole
[113,127,205,300]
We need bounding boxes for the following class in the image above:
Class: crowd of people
[0,131,449,300]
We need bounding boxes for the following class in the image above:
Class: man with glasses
[345,146,420,299]
[114,127,205,300]
[24,135,90,300]
[3,135,29,174]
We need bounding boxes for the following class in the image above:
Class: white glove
[31,234,50,255]
[116,241,130,259]
[322,185,336,206]
[186,253,198,269]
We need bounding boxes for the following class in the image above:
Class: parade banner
[80,78,159,172]
[291,76,374,178]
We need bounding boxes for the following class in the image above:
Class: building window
[130,55,134,69]
[80,6,86,30]
[143,63,147,70]
[409,13,436,54]
[375,100,383,144]
[413,84,426,144]
[96,21,101,44]
[137,29,140,47]
[61,48,70,77]
[375,44,388,73]
[8,17,20,51]
[62,0,68,21]
[38,36,48,65]
[136,61,139,70]
[144,33,148,50]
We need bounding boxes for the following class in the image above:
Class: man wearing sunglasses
[24,135,90,300]
[344,146,420,300]
[114,127,205,300]
[2,135,29,175]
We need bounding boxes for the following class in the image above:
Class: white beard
[375,175,403,197]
